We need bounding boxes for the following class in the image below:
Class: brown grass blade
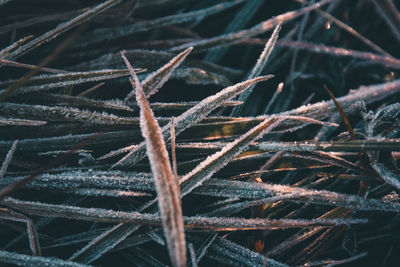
[124,53,186,267]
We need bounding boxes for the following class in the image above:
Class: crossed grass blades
[1,0,400,266]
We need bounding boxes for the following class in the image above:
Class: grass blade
[124,53,186,267]
[0,140,18,179]
[180,117,282,196]
[5,0,121,60]
[124,46,192,100]
[231,24,281,116]
[0,249,91,267]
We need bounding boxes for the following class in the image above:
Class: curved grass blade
[124,55,186,267]
[276,41,400,69]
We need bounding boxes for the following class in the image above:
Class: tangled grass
[0,0,400,266]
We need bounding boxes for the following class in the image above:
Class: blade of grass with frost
[188,243,197,267]
[202,194,305,217]
[0,250,91,267]
[195,233,218,264]
[179,117,282,197]
[0,130,138,153]
[231,24,281,116]
[275,79,400,129]
[169,0,331,52]
[276,41,400,69]
[371,162,400,190]
[177,139,400,154]
[132,101,242,111]
[124,47,192,101]
[111,75,273,168]
[5,0,121,61]
[131,64,186,267]
[0,140,18,179]
[36,94,133,112]
[0,36,32,59]
[187,236,288,267]
[6,171,400,212]
[0,69,143,96]
[254,140,400,152]
[69,223,140,264]
[0,103,138,124]
[0,59,67,74]
[195,179,400,212]
[1,198,368,229]
[0,208,40,256]
[41,228,110,250]
[73,0,245,48]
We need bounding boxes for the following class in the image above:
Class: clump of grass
[0,0,400,266]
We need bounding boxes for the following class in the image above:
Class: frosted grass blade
[0,140,18,179]
[0,249,91,267]
[124,47,192,100]
[231,24,281,116]
[123,53,186,267]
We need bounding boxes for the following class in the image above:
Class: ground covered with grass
[0,0,400,266]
